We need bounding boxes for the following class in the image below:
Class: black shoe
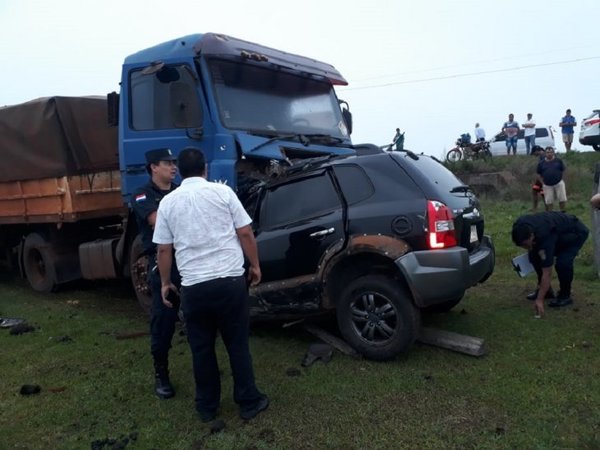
[240,396,270,421]
[549,297,573,308]
[154,373,175,399]
[526,288,555,301]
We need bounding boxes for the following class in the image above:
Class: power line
[339,56,600,91]
[350,45,596,83]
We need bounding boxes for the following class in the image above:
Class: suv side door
[253,169,345,285]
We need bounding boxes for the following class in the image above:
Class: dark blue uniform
[515,212,588,300]
[131,180,180,376]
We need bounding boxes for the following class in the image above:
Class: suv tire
[336,275,420,360]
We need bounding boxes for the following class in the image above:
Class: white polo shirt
[152,177,252,286]
[523,118,536,137]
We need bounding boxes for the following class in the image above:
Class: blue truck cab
[111,32,356,202]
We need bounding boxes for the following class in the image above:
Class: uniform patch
[135,193,147,202]
[538,249,546,261]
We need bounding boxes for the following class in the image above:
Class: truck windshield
[208,59,348,139]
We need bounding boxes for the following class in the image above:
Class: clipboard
[512,253,534,278]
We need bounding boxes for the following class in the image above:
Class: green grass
[1,153,599,449]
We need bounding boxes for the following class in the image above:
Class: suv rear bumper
[395,235,495,308]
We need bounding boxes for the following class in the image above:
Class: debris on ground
[19,384,41,395]
[0,317,26,328]
[91,432,137,450]
[301,343,333,367]
[47,387,66,393]
[114,331,149,340]
[9,323,35,335]
[57,335,73,343]
[302,323,360,358]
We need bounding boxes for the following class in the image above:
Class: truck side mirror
[107,92,119,126]
[169,81,203,132]
[339,100,352,135]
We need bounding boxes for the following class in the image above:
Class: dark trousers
[181,276,262,415]
[149,266,179,368]
[530,224,589,297]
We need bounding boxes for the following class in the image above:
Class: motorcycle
[446,135,493,162]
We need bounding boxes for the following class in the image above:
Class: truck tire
[129,234,152,315]
[22,232,57,293]
[336,275,420,361]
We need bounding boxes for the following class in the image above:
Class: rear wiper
[450,185,473,194]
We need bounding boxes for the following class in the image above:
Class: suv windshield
[208,59,348,138]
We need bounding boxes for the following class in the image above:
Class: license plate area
[469,225,478,243]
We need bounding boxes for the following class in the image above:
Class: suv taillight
[427,200,457,249]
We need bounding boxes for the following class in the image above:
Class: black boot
[154,366,175,399]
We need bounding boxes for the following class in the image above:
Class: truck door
[254,170,345,283]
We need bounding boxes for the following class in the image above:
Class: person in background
[392,127,405,151]
[530,146,546,212]
[153,147,268,423]
[502,113,520,155]
[559,109,577,152]
[512,212,588,317]
[537,146,567,212]
[474,123,486,142]
[522,113,536,155]
[131,148,181,400]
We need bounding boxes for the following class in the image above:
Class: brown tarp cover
[0,96,118,182]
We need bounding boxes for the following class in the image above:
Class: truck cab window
[209,59,346,138]
[130,65,201,130]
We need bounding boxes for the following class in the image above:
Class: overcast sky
[1,0,599,158]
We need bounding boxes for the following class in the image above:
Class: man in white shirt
[153,147,268,423]
[474,123,486,142]
[523,113,536,155]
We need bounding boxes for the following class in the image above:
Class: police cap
[145,148,177,165]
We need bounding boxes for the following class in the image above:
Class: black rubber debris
[20,384,41,395]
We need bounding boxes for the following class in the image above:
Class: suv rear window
[333,164,374,205]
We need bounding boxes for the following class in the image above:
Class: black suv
[245,150,495,360]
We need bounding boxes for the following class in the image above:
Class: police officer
[131,148,180,399]
[512,212,589,317]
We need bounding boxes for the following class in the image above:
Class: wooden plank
[302,323,360,358]
[418,327,486,357]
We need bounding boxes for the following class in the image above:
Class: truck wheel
[129,234,152,315]
[23,233,57,293]
[336,275,420,360]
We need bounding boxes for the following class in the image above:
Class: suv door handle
[309,227,335,238]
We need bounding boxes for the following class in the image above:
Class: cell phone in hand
[166,288,180,308]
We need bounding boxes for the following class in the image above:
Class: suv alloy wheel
[336,275,420,361]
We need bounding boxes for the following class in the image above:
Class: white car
[489,127,555,156]
[579,110,600,151]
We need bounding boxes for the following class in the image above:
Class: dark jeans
[181,276,263,416]
[530,223,589,297]
[149,262,179,367]
[524,135,535,155]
